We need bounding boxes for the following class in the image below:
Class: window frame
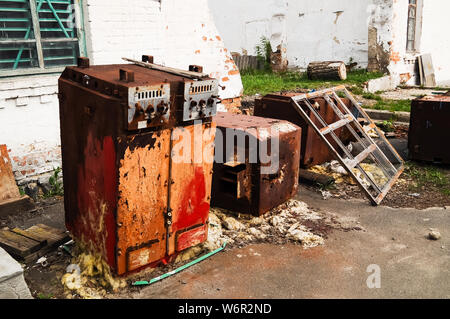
[0,0,87,77]
[406,0,423,53]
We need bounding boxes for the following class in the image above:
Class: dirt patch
[305,164,450,210]
[0,196,62,229]
[23,249,70,299]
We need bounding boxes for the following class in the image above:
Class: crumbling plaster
[210,0,450,86]
[210,0,374,69]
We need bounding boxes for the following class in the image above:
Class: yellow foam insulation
[174,199,328,264]
[61,246,126,299]
[309,161,388,187]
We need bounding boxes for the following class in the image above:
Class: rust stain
[228,70,240,76]
[116,130,171,274]
[75,134,117,266]
[221,77,230,82]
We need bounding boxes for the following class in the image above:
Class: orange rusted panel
[116,130,170,275]
[0,145,20,202]
[168,122,216,256]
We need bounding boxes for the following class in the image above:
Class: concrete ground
[118,186,450,299]
[5,187,449,299]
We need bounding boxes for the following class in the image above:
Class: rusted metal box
[254,93,355,167]
[58,58,217,275]
[211,112,301,216]
[409,95,450,164]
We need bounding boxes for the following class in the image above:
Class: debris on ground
[175,198,365,266]
[36,256,48,267]
[363,125,383,138]
[61,245,126,299]
[309,160,388,188]
[58,199,364,297]
[321,190,332,200]
[428,229,441,241]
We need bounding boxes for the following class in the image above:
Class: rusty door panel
[116,130,171,274]
[168,122,216,255]
[59,77,123,269]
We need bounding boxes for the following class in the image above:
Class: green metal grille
[0,0,84,74]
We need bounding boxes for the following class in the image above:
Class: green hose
[132,242,227,286]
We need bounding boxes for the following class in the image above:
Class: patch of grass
[255,36,272,71]
[404,162,450,196]
[377,118,396,132]
[241,69,384,96]
[369,99,412,112]
[361,92,383,101]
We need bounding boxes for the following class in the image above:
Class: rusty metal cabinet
[59,58,217,275]
[254,94,354,168]
[409,95,450,164]
[211,112,301,216]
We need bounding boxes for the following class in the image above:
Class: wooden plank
[0,229,43,258]
[418,56,424,86]
[0,144,20,202]
[25,224,67,244]
[35,224,67,236]
[22,224,70,263]
[0,195,35,219]
[11,228,48,246]
[421,54,437,87]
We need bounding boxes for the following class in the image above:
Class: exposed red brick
[221,97,242,114]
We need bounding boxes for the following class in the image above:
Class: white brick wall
[0,0,242,183]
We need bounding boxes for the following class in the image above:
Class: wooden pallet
[0,224,70,263]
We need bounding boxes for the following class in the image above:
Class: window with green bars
[0,0,86,76]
